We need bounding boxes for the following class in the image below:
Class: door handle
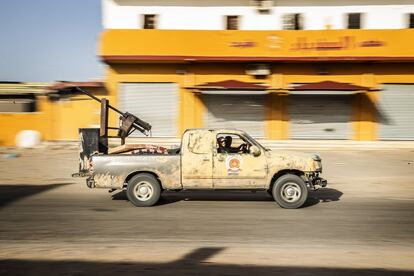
[202,158,210,162]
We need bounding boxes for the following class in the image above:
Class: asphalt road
[0,147,413,275]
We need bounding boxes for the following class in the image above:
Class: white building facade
[103,0,414,30]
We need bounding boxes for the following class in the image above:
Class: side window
[225,15,239,30]
[216,133,251,154]
[347,13,362,29]
[188,131,211,154]
[282,13,303,30]
[142,14,157,29]
[0,95,36,113]
[408,13,414,28]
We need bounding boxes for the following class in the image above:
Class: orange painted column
[267,92,289,140]
[353,74,379,140]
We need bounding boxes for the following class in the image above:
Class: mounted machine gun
[72,87,152,176]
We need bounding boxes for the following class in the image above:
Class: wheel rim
[134,181,153,201]
[280,182,301,203]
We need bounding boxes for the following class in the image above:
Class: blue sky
[0,0,103,82]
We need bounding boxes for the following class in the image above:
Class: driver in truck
[218,135,247,154]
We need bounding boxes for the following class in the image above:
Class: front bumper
[307,174,328,190]
[314,176,327,188]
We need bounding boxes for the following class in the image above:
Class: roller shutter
[119,83,178,137]
[379,84,414,140]
[289,95,352,139]
[202,94,265,138]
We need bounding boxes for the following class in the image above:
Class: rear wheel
[126,173,161,207]
[272,174,308,209]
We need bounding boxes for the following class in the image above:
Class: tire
[272,174,308,209]
[126,173,161,207]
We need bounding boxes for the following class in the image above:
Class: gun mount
[73,87,152,153]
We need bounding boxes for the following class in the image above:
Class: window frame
[408,13,414,28]
[0,95,37,113]
[215,133,250,154]
[142,14,157,29]
[225,15,240,30]
[282,13,303,30]
[347,13,362,29]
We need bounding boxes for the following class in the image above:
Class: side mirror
[250,145,261,157]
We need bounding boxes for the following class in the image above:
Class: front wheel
[126,173,161,207]
[272,174,308,209]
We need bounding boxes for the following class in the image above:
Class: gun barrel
[74,86,152,132]
[74,87,125,116]
[133,116,152,131]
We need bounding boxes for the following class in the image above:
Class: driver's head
[224,136,232,147]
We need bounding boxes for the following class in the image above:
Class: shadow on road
[0,183,72,209]
[112,188,343,208]
[304,188,343,207]
[0,247,410,275]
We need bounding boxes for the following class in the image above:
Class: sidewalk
[107,138,414,150]
[4,138,412,151]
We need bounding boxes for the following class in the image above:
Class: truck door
[181,130,213,189]
[212,133,267,189]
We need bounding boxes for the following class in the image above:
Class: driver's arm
[235,143,248,153]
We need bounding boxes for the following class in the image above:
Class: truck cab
[181,129,269,189]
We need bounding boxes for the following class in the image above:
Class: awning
[188,80,270,95]
[47,81,107,99]
[48,81,104,92]
[289,81,371,95]
[0,82,50,96]
[289,81,372,95]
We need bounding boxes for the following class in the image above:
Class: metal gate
[119,83,178,137]
[202,94,266,138]
[379,84,414,140]
[289,95,352,139]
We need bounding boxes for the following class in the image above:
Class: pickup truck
[85,128,327,209]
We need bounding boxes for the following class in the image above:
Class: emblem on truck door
[226,155,243,175]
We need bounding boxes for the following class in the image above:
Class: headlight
[312,154,321,162]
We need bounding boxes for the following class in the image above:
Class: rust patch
[94,173,125,189]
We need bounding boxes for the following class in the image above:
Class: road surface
[0,147,413,275]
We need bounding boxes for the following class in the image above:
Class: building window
[282,14,303,30]
[408,13,414,28]
[347,13,362,29]
[225,15,239,30]
[142,14,157,29]
[0,96,36,113]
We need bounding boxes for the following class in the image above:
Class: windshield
[242,132,270,151]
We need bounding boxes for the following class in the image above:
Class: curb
[3,139,412,151]
[111,138,414,150]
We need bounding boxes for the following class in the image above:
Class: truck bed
[91,154,181,190]
[108,144,180,155]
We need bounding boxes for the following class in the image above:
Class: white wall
[102,0,414,30]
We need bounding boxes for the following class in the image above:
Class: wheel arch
[269,169,305,191]
[124,171,162,189]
